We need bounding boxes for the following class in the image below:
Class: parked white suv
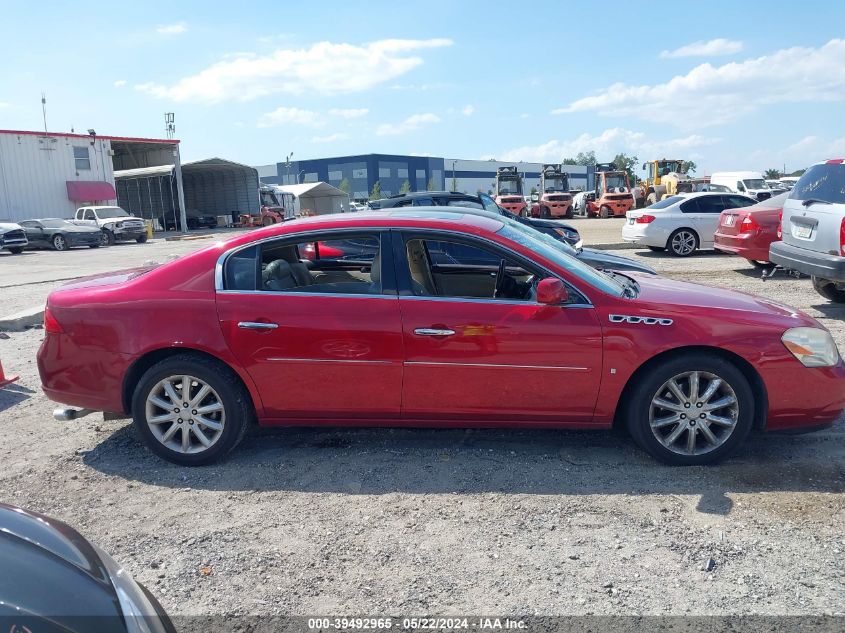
[769,160,845,302]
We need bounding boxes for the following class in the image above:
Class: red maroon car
[38,211,844,466]
[714,192,788,265]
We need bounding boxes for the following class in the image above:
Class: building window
[416,169,426,178]
[397,168,408,179]
[303,172,318,183]
[353,191,368,199]
[73,146,90,171]
[352,168,367,179]
[379,167,391,178]
[328,170,343,181]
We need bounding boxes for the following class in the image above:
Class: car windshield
[743,179,767,189]
[40,219,71,228]
[496,219,626,297]
[97,207,130,217]
[648,195,683,209]
[789,163,845,204]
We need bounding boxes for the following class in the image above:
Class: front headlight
[94,545,171,633]
[782,327,840,367]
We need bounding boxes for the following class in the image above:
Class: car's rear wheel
[132,354,252,465]
[136,234,148,244]
[52,234,68,251]
[812,276,845,303]
[625,353,754,465]
[599,206,611,218]
[667,228,698,256]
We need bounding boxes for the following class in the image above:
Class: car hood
[631,273,814,325]
[0,223,22,232]
[523,217,577,232]
[0,504,121,620]
[579,248,657,275]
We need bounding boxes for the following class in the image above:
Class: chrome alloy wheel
[145,375,225,454]
[670,230,697,256]
[649,371,739,456]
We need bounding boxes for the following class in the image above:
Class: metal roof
[115,157,258,179]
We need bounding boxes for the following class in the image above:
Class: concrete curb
[0,305,44,332]
[589,242,637,251]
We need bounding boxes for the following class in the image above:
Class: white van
[709,171,772,202]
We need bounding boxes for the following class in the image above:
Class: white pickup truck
[72,206,147,246]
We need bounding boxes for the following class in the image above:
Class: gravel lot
[1,220,844,619]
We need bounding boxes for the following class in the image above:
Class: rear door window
[724,195,755,209]
[696,195,727,213]
[789,163,845,204]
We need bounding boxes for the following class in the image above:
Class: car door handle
[414,328,456,337]
[237,321,279,330]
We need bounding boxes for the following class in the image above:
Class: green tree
[338,178,350,194]
[788,168,806,177]
[611,153,639,184]
[529,185,538,195]
[561,151,595,166]
[764,168,782,179]
[427,176,438,191]
[399,180,411,194]
[681,160,698,174]
[369,180,382,201]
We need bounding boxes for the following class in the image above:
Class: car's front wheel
[132,354,252,465]
[136,234,148,244]
[812,276,845,303]
[625,353,754,465]
[101,229,115,246]
[8,247,23,254]
[667,228,698,256]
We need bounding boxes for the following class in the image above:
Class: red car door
[215,231,403,420]
[394,232,603,423]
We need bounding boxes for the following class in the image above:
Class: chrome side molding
[609,314,673,326]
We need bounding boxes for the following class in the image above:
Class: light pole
[285,152,294,185]
[298,170,305,184]
[451,160,457,192]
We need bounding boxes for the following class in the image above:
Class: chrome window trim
[398,295,593,309]
[217,289,394,300]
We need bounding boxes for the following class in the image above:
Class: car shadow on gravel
[81,422,845,515]
[811,302,845,318]
[0,384,34,412]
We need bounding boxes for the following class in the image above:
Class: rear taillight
[44,307,63,334]
[739,214,760,233]
[635,215,656,224]
[777,211,782,240]
[840,217,845,256]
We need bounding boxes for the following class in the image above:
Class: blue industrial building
[255,154,594,202]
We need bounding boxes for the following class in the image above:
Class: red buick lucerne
[714,192,788,266]
[38,210,845,466]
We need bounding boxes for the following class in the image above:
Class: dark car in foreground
[19,218,102,251]
[369,191,582,248]
[0,503,175,632]
[40,210,844,467]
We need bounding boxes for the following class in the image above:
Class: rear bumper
[714,232,772,262]
[769,240,845,281]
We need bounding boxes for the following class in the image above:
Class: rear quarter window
[790,164,845,204]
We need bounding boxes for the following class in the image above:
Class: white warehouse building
[0,129,185,223]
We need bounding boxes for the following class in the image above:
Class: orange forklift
[587,163,635,218]
[494,166,528,216]
[533,164,574,219]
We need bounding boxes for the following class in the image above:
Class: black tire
[540,206,550,219]
[131,354,253,466]
[89,244,100,249]
[599,206,611,219]
[624,353,754,465]
[8,247,23,254]
[52,234,68,251]
[136,234,148,244]
[564,208,573,219]
[812,276,845,303]
[101,229,115,246]
[647,246,665,252]
[667,228,699,257]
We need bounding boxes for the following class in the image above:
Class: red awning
[66,180,116,202]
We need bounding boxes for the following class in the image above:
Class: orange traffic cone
[0,358,18,388]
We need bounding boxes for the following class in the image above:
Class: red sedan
[38,211,844,466]
[714,192,788,265]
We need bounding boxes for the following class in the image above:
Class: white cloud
[494,127,719,163]
[113,79,127,88]
[156,23,187,36]
[311,132,349,143]
[0,102,8,108]
[328,108,368,119]
[137,38,452,103]
[376,113,440,136]
[746,135,845,172]
[659,38,743,59]
[257,107,324,128]
[462,105,475,116]
[555,39,845,128]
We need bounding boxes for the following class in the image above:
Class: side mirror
[537,278,569,305]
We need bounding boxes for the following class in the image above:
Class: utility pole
[286,152,294,185]
[41,92,48,135]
